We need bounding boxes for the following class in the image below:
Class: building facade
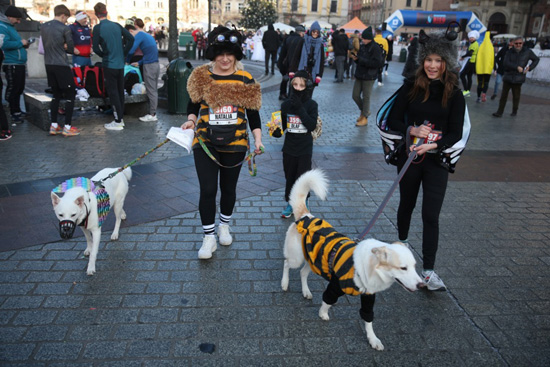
[278,0,350,28]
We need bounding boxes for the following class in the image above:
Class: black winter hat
[205,25,243,61]
[5,6,22,18]
[362,26,373,40]
[293,70,310,80]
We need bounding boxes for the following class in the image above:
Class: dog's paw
[110,232,119,241]
[84,249,91,256]
[319,309,330,321]
[281,279,289,291]
[86,267,96,276]
[368,337,384,351]
[302,289,313,299]
[121,211,127,220]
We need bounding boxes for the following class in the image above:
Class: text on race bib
[209,105,238,125]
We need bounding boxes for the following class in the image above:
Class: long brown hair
[409,58,458,108]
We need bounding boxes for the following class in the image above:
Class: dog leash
[93,138,171,187]
[356,138,424,241]
[197,135,264,177]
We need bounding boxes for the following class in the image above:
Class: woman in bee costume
[181,26,263,260]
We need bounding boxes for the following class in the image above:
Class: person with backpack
[386,29,465,291]
[41,4,80,136]
[69,11,92,67]
[374,28,388,86]
[92,2,134,131]
[126,18,159,122]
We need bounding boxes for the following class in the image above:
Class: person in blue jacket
[92,2,134,131]
[126,18,159,122]
[0,6,28,124]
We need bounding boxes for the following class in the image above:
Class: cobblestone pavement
[1,59,549,366]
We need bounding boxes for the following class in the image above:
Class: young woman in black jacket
[387,30,465,291]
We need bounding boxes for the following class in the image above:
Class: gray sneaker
[422,270,446,291]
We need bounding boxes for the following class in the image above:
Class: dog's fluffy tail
[122,167,132,182]
[289,169,328,220]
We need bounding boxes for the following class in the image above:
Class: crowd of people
[1,7,544,291]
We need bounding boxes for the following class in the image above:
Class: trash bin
[178,32,194,47]
[167,58,193,114]
[186,42,196,60]
[399,48,407,62]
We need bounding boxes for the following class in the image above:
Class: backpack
[376,86,471,173]
[123,65,143,95]
[83,65,106,98]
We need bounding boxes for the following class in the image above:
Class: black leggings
[46,65,76,125]
[193,147,246,226]
[3,64,25,115]
[460,62,474,91]
[397,153,449,270]
[103,67,125,122]
[283,152,312,202]
[0,51,8,131]
[476,74,491,97]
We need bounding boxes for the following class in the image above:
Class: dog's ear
[372,246,389,264]
[51,192,61,207]
[75,195,86,208]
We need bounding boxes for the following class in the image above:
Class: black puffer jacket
[354,40,384,80]
[262,24,280,52]
[503,46,540,84]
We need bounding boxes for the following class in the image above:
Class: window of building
[144,0,150,7]
[416,0,422,6]
[238,2,244,12]
[406,0,411,6]
[158,1,163,8]
[330,0,337,13]
[312,0,318,12]
[190,0,198,8]
[291,0,298,11]
[495,1,506,6]
[225,2,231,11]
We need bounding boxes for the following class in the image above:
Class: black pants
[3,64,25,115]
[279,74,289,98]
[0,51,8,131]
[460,62,475,91]
[283,152,312,202]
[476,74,491,97]
[265,50,277,74]
[496,81,522,114]
[397,153,449,270]
[193,146,246,226]
[46,65,76,125]
[103,68,125,122]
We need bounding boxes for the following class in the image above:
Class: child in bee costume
[274,70,319,218]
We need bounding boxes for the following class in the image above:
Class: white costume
[251,30,265,62]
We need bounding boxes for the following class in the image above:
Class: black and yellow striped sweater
[186,64,262,153]
[296,216,361,296]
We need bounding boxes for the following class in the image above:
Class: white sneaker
[422,270,446,291]
[378,82,384,86]
[218,224,232,246]
[198,235,217,259]
[104,121,124,130]
[120,119,125,127]
[139,114,158,122]
[384,71,388,76]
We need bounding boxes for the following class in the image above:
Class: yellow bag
[267,111,283,137]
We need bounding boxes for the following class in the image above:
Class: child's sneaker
[0,130,12,141]
[49,125,63,135]
[462,90,470,97]
[422,270,446,291]
[481,93,487,102]
[198,235,217,259]
[104,121,124,130]
[62,126,80,136]
[218,224,232,246]
[476,97,481,103]
[281,204,293,218]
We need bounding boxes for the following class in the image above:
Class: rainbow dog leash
[197,136,264,177]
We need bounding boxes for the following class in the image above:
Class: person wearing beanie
[181,25,264,260]
[292,21,324,94]
[492,36,539,117]
[350,26,384,126]
[92,2,134,131]
[278,25,305,100]
[41,4,80,136]
[275,70,319,218]
[386,29,466,291]
[69,11,92,67]
[0,5,28,124]
[459,30,480,96]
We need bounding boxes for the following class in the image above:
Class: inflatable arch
[384,10,487,39]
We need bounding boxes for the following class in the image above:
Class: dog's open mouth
[395,278,416,293]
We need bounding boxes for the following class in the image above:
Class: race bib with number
[287,114,307,133]
[209,105,238,125]
[424,130,442,153]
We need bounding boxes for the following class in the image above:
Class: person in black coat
[491,39,512,100]
[332,29,349,82]
[402,37,419,78]
[277,26,305,100]
[262,23,279,75]
[493,36,539,117]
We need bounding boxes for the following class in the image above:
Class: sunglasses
[215,34,239,44]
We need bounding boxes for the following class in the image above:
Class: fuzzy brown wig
[186,64,262,111]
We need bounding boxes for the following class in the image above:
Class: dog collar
[78,202,91,228]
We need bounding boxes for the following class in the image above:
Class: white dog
[51,168,132,275]
[281,169,424,351]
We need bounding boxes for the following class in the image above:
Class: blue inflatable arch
[384,10,487,39]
